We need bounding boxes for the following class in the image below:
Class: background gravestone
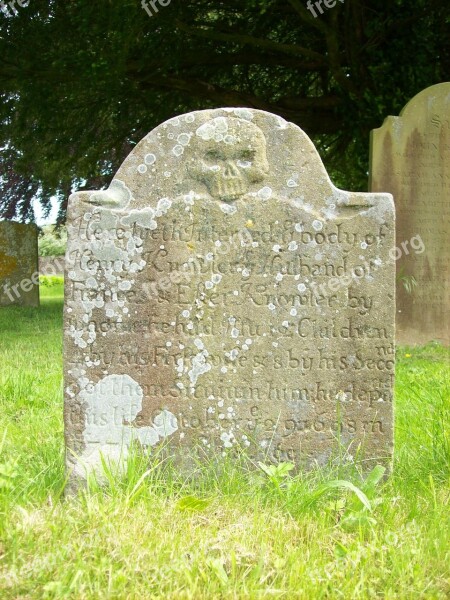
[0,221,39,307]
[64,108,395,484]
[369,82,450,346]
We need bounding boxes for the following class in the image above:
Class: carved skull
[190,117,269,202]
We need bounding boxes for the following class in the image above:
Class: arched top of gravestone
[372,82,450,137]
[72,108,391,222]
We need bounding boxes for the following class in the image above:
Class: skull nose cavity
[224,160,240,178]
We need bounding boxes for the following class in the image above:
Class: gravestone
[64,108,395,485]
[0,221,39,307]
[370,83,450,346]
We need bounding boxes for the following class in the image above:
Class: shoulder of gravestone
[328,188,394,221]
[67,191,92,216]
[68,179,134,217]
[371,114,401,134]
[347,189,394,204]
[347,190,395,220]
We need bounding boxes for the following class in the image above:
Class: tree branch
[286,0,331,34]
[175,20,326,63]
[138,75,341,133]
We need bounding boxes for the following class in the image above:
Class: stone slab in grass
[0,220,39,307]
[64,108,395,485]
[370,82,450,346]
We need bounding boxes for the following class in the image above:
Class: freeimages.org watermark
[306,0,344,19]
[141,0,172,18]
[1,256,64,303]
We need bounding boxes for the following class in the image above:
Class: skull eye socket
[239,149,256,161]
[204,149,224,163]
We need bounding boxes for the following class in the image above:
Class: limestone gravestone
[370,83,450,346]
[0,221,39,307]
[64,108,395,484]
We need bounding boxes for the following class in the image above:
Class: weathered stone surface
[0,221,39,307]
[370,83,450,346]
[64,108,395,483]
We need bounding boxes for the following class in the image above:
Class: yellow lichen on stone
[0,252,18,279]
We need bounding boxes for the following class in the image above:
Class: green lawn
[0,284,448,599]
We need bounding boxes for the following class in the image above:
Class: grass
[0,282,448,599]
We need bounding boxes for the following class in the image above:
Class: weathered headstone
[370,83,450,346]
[0,221,39,307]
[64,108,395,485]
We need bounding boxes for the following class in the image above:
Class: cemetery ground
[0,280,448,599]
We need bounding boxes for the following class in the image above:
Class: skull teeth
[215,179,247,201]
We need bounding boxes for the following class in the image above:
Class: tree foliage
[38,225,67,257]
[0,0,448,223]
